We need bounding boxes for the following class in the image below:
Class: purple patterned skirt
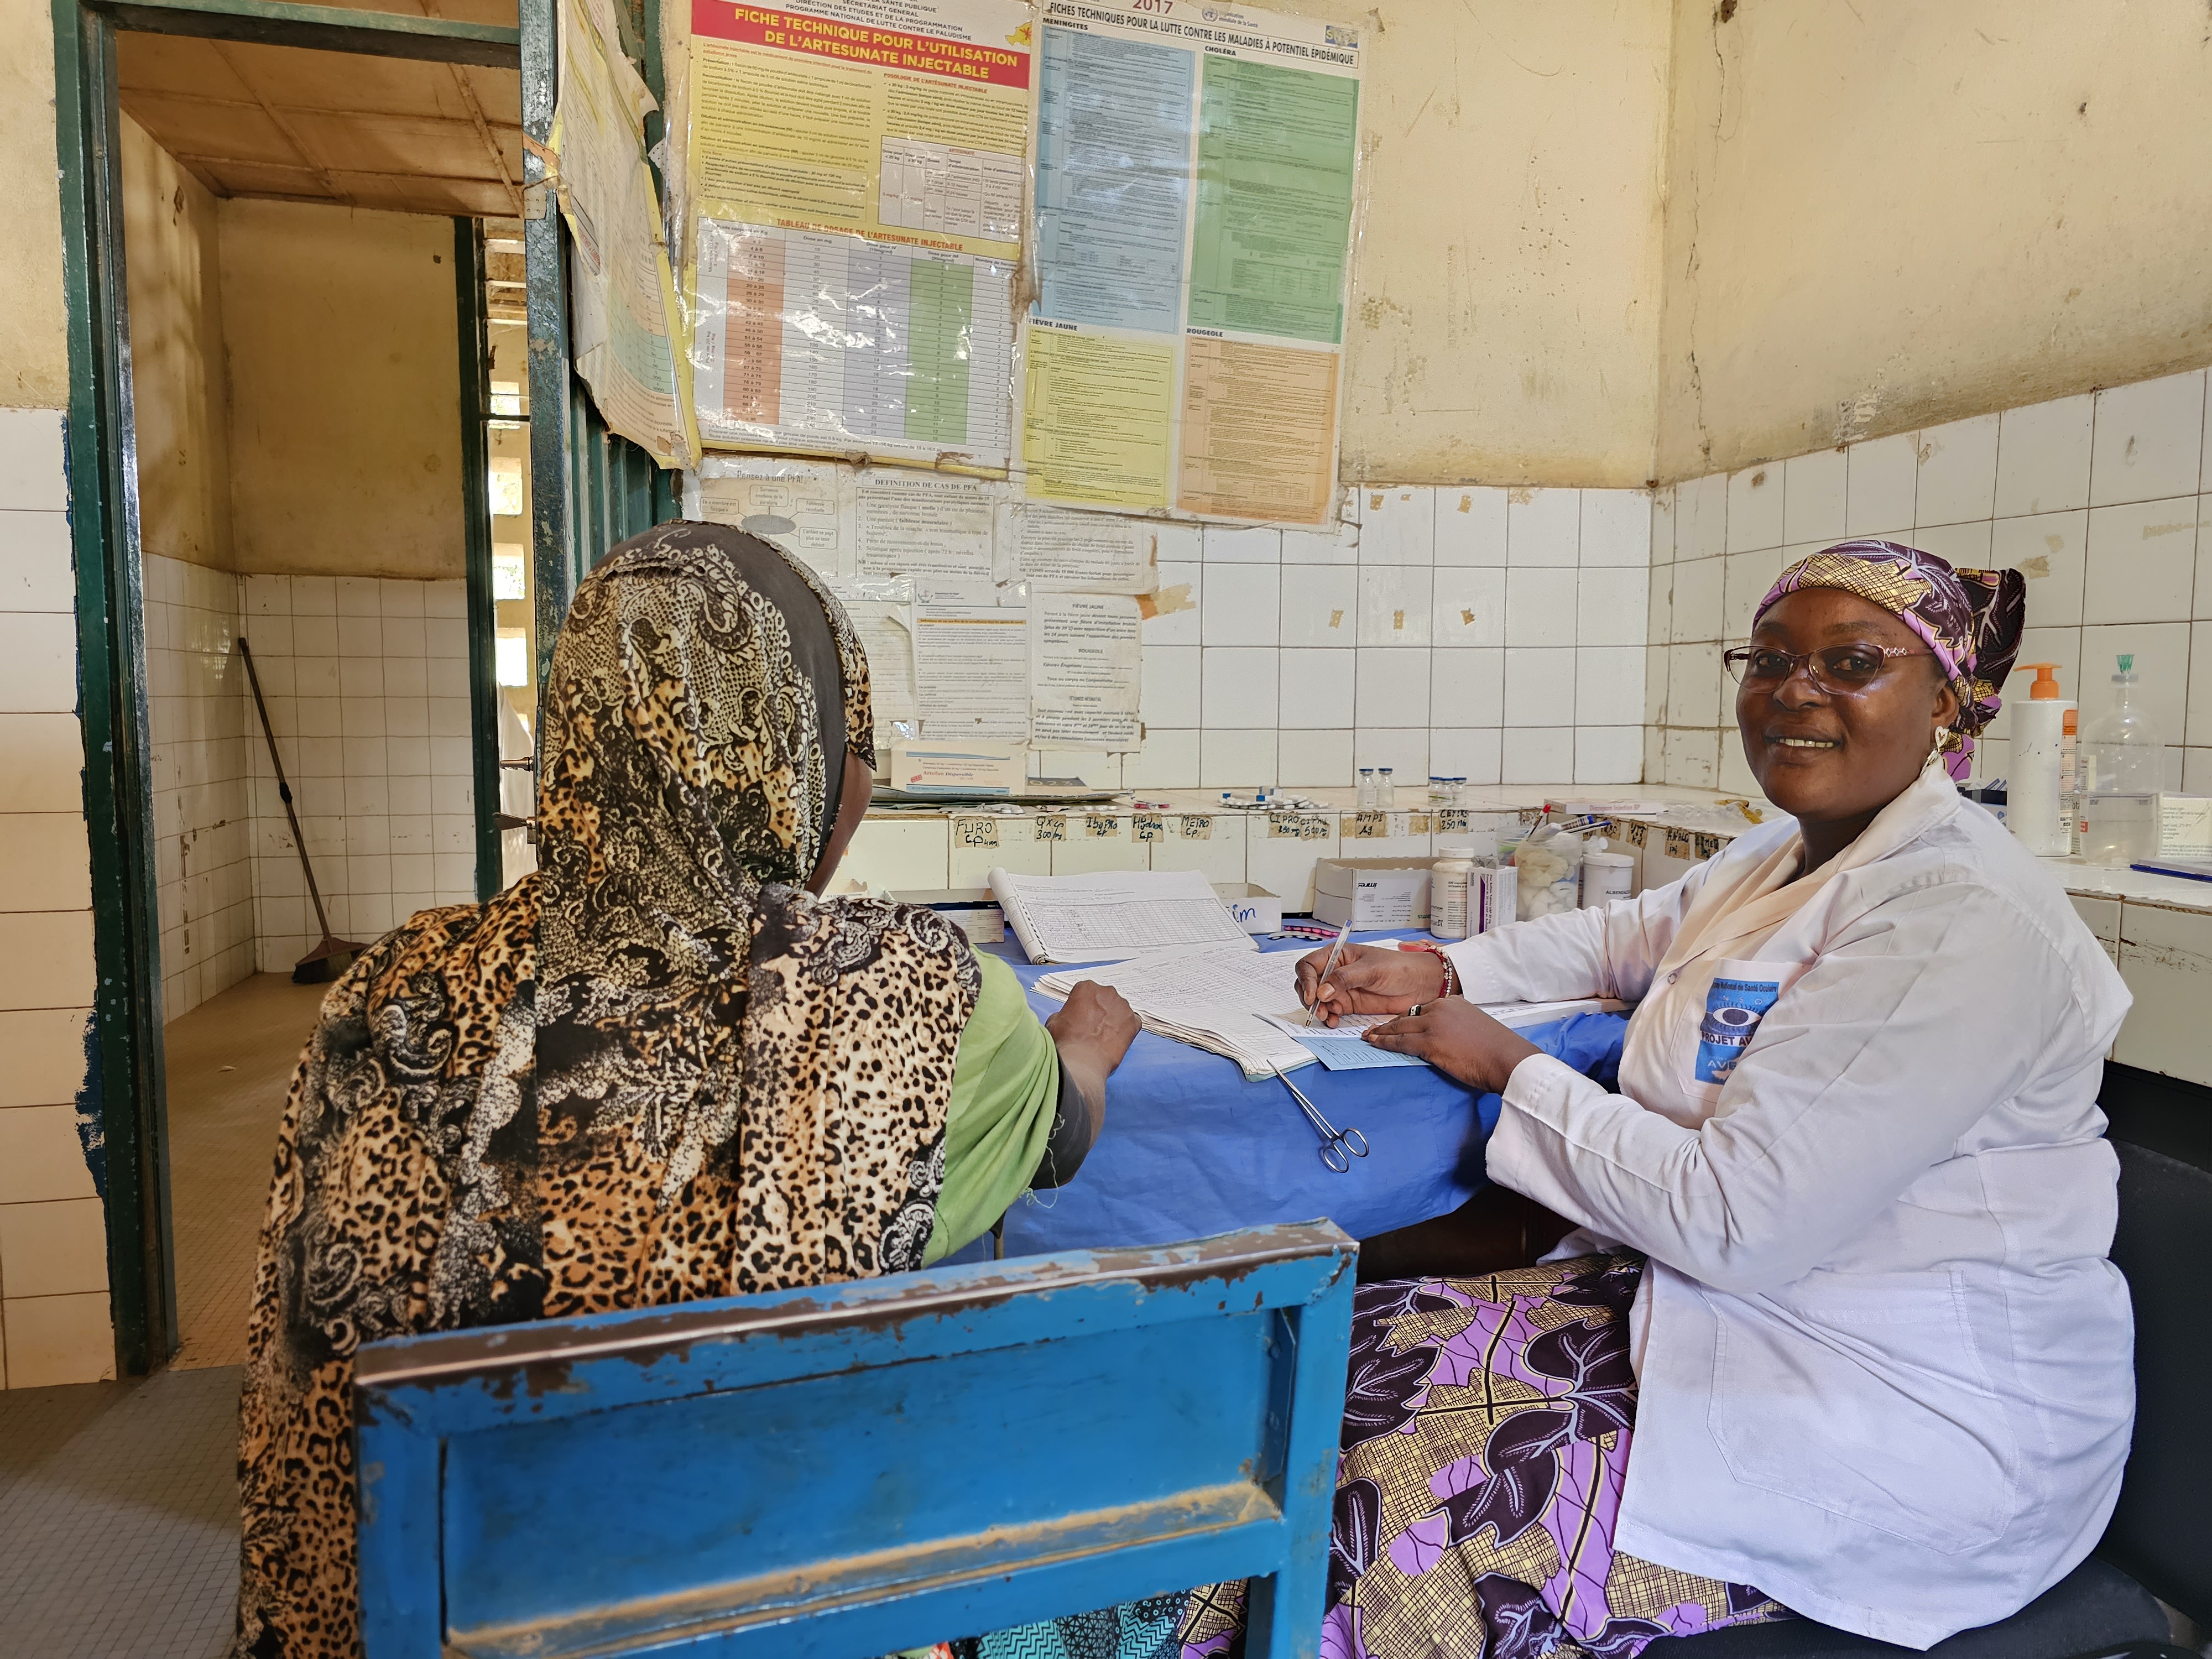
[1177,1255,1787,1659]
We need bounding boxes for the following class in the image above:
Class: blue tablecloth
[966,932,1627,1258]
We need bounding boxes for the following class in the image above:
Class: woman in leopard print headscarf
[232,525,1135,1658]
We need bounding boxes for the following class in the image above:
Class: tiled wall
[1648,369,2212,797]
[1120,483,1652,791]
[238,573,478,969]
[145,554,254,1020]
[0,407,111,1390]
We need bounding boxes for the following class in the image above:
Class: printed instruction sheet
[1019,0,1361,525]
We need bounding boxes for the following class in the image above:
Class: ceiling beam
[92,0,520,69]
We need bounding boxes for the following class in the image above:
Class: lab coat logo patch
[1695,975,1783,1084]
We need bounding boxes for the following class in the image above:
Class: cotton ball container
[1512,828,1584,920]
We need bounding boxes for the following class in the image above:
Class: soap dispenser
[2009,662,2070,856]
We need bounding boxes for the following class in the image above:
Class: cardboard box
[1214,881,1285,934]
[888,739,1025,797]
[1312,857,1432,929]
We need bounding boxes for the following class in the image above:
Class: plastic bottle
[1581,848,1635,906]
[2060,707,2080,855]
[2079,654,2162,867]
[2008,662,2070,856]
[1430,842,1474,940]
[1356,768,1375,811]
[1376,766,1396,810]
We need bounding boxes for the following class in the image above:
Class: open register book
[987,867,1255,966]
[1032,943,1621,1081]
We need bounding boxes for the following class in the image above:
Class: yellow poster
[1021,327,1174,510]
[687,0,1033,260]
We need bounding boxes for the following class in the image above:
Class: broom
[238,638,368,983]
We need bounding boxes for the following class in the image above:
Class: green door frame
[50,0,521,1374]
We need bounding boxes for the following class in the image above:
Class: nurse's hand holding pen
[1295,943,1541,1094]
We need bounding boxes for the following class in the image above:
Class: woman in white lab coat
[1201,543,2130,1656]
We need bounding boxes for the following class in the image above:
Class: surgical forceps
[1267,1060,1370,1173]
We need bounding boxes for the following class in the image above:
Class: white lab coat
[1443,766,2134,1650]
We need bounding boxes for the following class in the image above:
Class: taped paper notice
[1001,502,1157,592]
[912,600,1029,739]
[688,457,854,575]
[854,473,996,582]
[554,0,696,466]
[827,576,917,749]
[1016,0,1362,527]
[1030,592,1140,749]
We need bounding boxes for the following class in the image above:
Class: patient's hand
[1296,943,1447,1025]
[1046,982,1139,1144]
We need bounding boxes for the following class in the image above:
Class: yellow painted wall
[1656,0,2212,481]
[0,0,70,410]
[219,199,464,579]
[122,114,233,571]
[1327,0,1672,486]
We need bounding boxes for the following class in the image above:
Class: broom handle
[237,639,337,941]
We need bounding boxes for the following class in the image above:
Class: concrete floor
[0,973,322,1655]
[164,973,326,1370]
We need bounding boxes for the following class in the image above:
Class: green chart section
[1188,56,1358,346]
[906,259,974,446]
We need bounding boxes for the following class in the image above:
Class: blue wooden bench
[353,1222,1358,1659]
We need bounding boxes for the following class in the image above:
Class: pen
[1305,920,1354,1026]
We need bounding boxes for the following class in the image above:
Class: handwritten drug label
[1035,814,1068,842]
[954,815,999,848]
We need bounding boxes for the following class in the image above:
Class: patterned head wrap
[1755,540,2026,781]
[236,524,980,1659]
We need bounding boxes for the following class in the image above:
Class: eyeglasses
[1722,644,1932,694]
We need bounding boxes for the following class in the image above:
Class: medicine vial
[1357,767,1376,810]
[1376,766,1396,810]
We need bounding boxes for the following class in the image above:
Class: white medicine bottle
[1430,842,1475,941]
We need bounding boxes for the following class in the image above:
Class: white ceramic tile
[1986,625,2083,744]
[1646,566,1672,646]
[0,1009,90,1108]
[2188,623,2212,749]
[1434,487,1509,566]
[1994,510,2088,629]
[1577,565,1648,647]
[1355,649,1430,726]
[380,581,426,617]
[1669,556,1724,644]
[1204,525,1280,563]
[0,1196,108,1296]
[1200,729,1275,787]
[1429,727,1503,785]
[1200,648,1277,728]
[1648,487,1677,566]
[290,575,336,615]
[1150,522,1205,566]
[1995,393,2094,518]
[1721,545,1787,644]
[1668,640,1725,732]
[0,409,66,512]
[1717,735,1760,796]
[1201,562,1279,646]
[1908,519,1993,567]
[1139,646,1198,728]
[2078,621,2192,744]
[382,616,426,658]
[1281,498,1359,564]
[336,577,383,618]
[1644,641,1669,724]
[2083,498,2198,625]
[1144,564,1202,646]
[1125,729,1200,790]
[1644,726,1665,782]
[1574,726,1643,785]
[0,615,78,713]
[4,1290,116,1387]
[1432,567,1505,648]
[2091,370,2205,507]
[1430,649,1504,727]
[1278,648,1354,729]
[1275,728,1352,789]
[1663,727,1720,789]
[1358,487,1434,564]
[427,659,469,698]
[1503,646,1575,727]
[425,618,469,658]
[1846,432,1919,535]
[0,815,92,913]
[1725,463,1783,553]
[1504,566,1578,649]
[2200,496,2212,620]
[1677,472,1728,562]
[0,1106,95,1204]
[1506,488,1579,567]
[1278,565,1357,647]
[1913,414,2000,526]
[1579,490,1650,567]
[1781,450,1847,546]
[1353,728,1430,784]
[1356,566,1431,647]
[0,511,74,612]
[2185,745,2212,795]
[0,716,86,815]
[1502,727,1573,785]
[1575,646,1645,726]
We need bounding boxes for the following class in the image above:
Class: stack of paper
[989,867,1255,965]
[1034,946,1317,1078]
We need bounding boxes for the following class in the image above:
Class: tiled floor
[0,1364,242,1657]
[165,972,326,1371]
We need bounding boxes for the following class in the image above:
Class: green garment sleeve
[922,952,1062,1265]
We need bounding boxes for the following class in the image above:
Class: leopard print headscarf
[233,525,980,1658]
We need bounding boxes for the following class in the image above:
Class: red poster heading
[694,2,1031,87]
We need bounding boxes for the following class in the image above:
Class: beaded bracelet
[1401,940,1459,998]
